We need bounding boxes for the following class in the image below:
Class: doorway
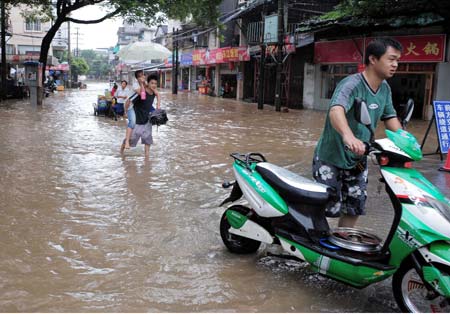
[388,74,426,119]
[220,74,237,98]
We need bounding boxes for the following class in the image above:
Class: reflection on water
[0,82,447,312]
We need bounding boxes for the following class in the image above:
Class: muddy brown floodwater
[0,82,448,312]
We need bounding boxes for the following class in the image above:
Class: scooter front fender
[419,242,450,297]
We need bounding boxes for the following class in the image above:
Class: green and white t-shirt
[315,73,397,169]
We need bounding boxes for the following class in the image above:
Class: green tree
[6,0,222,84]
[322,0,450,20]
[70,57,89,82]
[79,49,97,61]
[79,49,112,79]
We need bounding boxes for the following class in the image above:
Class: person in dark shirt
[120,75,161,158]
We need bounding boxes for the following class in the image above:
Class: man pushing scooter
[313,37,403,228]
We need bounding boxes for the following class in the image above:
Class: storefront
[180,53,193,91]
[310,34,446,119]
[47,63,70,87]
[219,63,238,98]
[162,46,250,97]
[192,46,249,99]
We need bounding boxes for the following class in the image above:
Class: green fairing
[382,167,447,201]
[388,212,423,266]
[278,236,395,287]
[386,129,423,161]
[430,242,450,261]
[422,266,450,297]
[233,163,288,215]
[226,210,248,229]
[389,207,450,266]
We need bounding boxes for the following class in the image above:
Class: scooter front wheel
[220,205,261,254]
[393,260,450,313]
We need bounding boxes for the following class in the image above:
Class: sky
[70,5,123,50]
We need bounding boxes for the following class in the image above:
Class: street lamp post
[1,0,7,100]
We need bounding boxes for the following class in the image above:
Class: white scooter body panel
[233,167,285,218]
[229,220,273,244]
[382,170,450,239]
[375,138,411,158]
[279,238,306,261]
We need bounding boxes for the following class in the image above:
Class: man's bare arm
[384,117,402,132]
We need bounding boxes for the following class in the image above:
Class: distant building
[5,5,58,66]
[116,21,157,50]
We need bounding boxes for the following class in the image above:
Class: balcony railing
[246,21,300,45]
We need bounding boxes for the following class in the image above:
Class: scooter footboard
[278,236,396,287]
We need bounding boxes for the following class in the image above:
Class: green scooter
[220,100,450,312]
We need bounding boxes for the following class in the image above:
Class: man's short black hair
[134,70,144,79]
[121,80,128,85]
[147,74,158,83]
[364,37,403,65]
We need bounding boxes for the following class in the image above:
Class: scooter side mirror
[353,98,374,142]
[354,98,372,126]
[401,98,414,128]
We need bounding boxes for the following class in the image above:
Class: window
[6,44,15,54]
[18,45,40,55]
[25,18,41,32]
[321,64,358,99]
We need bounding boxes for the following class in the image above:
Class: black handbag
[149,109,168,126]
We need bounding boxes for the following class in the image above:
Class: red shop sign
[370,34,446,63]
[315,35,446,64]
[192,46,250,65]
[315,39,364,64]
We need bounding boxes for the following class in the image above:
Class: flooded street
[0,82,449,312]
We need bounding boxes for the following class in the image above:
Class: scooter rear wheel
[220,205,261,254]
[393,260,450,313]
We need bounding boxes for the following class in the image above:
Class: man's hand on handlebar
[343,134,366,156]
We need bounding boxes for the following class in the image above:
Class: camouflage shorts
[312,155,368,217]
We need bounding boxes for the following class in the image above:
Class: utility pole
[174,28,179,95]
[74,26,80,57]
[172,27,176,94]
[258,6,266,110]
[274,0,284,112]
[1,0,7,100]
[172,27,178,95]
[257,45,266,110]
[67,21,72,88]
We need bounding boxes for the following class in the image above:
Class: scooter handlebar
[344,142,371,155]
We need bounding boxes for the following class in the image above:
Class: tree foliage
[321,0,450,21]
[70,57,89,80]
[79,49,112,78]
[7,0,222,83]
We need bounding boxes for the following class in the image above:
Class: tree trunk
[39,18,64,84]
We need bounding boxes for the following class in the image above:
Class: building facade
[5,5,57,66]
[300,22,449,120]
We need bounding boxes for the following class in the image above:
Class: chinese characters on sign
[433,101,450,153]
[314,34,445,63]
[190,46,250,66]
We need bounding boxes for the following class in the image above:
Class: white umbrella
[118,41,172,64]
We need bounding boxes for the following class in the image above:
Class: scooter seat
[255,162,332,206]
